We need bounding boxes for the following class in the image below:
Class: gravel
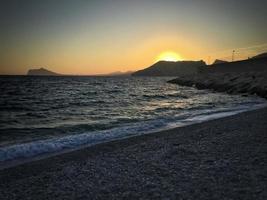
[1,108,267,200]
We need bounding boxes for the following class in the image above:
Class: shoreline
[1,107,267,199]
[168,70,267,99]
[1,102,266,170]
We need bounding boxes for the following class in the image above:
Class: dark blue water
[0,76,266,162]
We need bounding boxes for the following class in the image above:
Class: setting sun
[156,51,182,62]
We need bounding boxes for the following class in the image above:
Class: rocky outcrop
[168,57,267,99]
[168,71,267,99]
[202,57,267,73]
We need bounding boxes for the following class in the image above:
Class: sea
[0,76,266,163]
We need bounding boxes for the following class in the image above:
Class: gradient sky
[1,0,267,75]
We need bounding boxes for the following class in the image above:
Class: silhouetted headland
[132,60,206,76]
[27,68,62,76]
[169,54,267,99]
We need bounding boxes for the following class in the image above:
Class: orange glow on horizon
[156,51,183,62]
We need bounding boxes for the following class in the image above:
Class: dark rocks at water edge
[132,60,206,76]
[168,56,267,99]
[27,68,62,76]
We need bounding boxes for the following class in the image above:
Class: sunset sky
[1,0,267,75]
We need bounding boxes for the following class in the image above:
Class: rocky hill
[168,56,267,99]
[202,57,267,73]
[132,60,206,76]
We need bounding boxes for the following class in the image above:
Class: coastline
[1,107,267,199]
[168,70,267,99]
[1,101,266,169]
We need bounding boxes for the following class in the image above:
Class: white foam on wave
[0,119,167,163]
[0,102,266,168]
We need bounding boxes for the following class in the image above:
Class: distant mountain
[212,59,228,65]
[104,71,134,76]
[27,68,62,76]
[252,52,267,59]
[132,60,206,76]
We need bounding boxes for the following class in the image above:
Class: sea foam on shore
[1,101,266,167]
[1,107,267,199]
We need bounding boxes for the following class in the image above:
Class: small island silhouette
[27,68,62,76]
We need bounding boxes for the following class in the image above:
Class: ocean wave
[142,93,188,99]
[1,103,266,164]
[0,119,167,162]
[142,94,167,99]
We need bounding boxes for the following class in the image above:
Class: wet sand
[1,107,267,199]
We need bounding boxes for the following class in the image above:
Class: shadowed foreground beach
[1,107,267,200]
